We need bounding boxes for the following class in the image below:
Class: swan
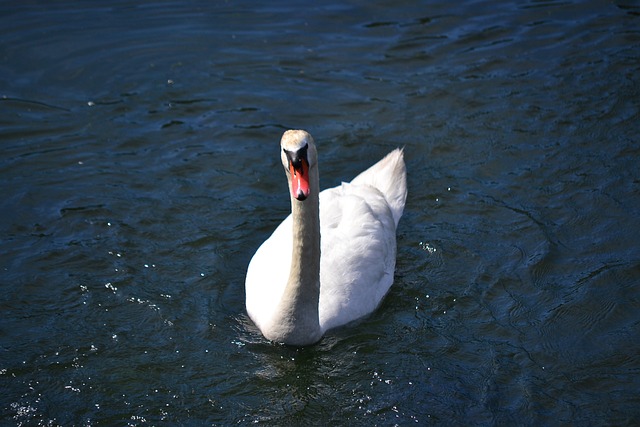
[245,130,407,346]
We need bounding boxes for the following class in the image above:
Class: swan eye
[283,143,309,171]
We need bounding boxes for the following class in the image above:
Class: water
[1,0,639,425]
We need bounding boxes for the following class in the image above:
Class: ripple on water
[2,0,639,425]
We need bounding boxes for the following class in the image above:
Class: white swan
[245,130,407,346]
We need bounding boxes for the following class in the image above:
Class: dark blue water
[1,0,639,425]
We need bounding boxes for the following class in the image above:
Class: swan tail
[350,148,407,226]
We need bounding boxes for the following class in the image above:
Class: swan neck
[268,166,322,346]
[289,190,320,292]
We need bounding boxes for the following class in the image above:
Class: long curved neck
[267,166,322,346]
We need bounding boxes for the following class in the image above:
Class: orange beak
[289,159,310,201]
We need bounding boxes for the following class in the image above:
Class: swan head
[280,130,317,201]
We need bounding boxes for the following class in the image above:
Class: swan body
[245,130,407,345]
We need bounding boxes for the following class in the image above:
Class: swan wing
[350,148,407,227]
[318,183,398,331]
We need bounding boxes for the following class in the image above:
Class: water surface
[1,0,639,425]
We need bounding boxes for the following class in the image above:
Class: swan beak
[289,159,310,201]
